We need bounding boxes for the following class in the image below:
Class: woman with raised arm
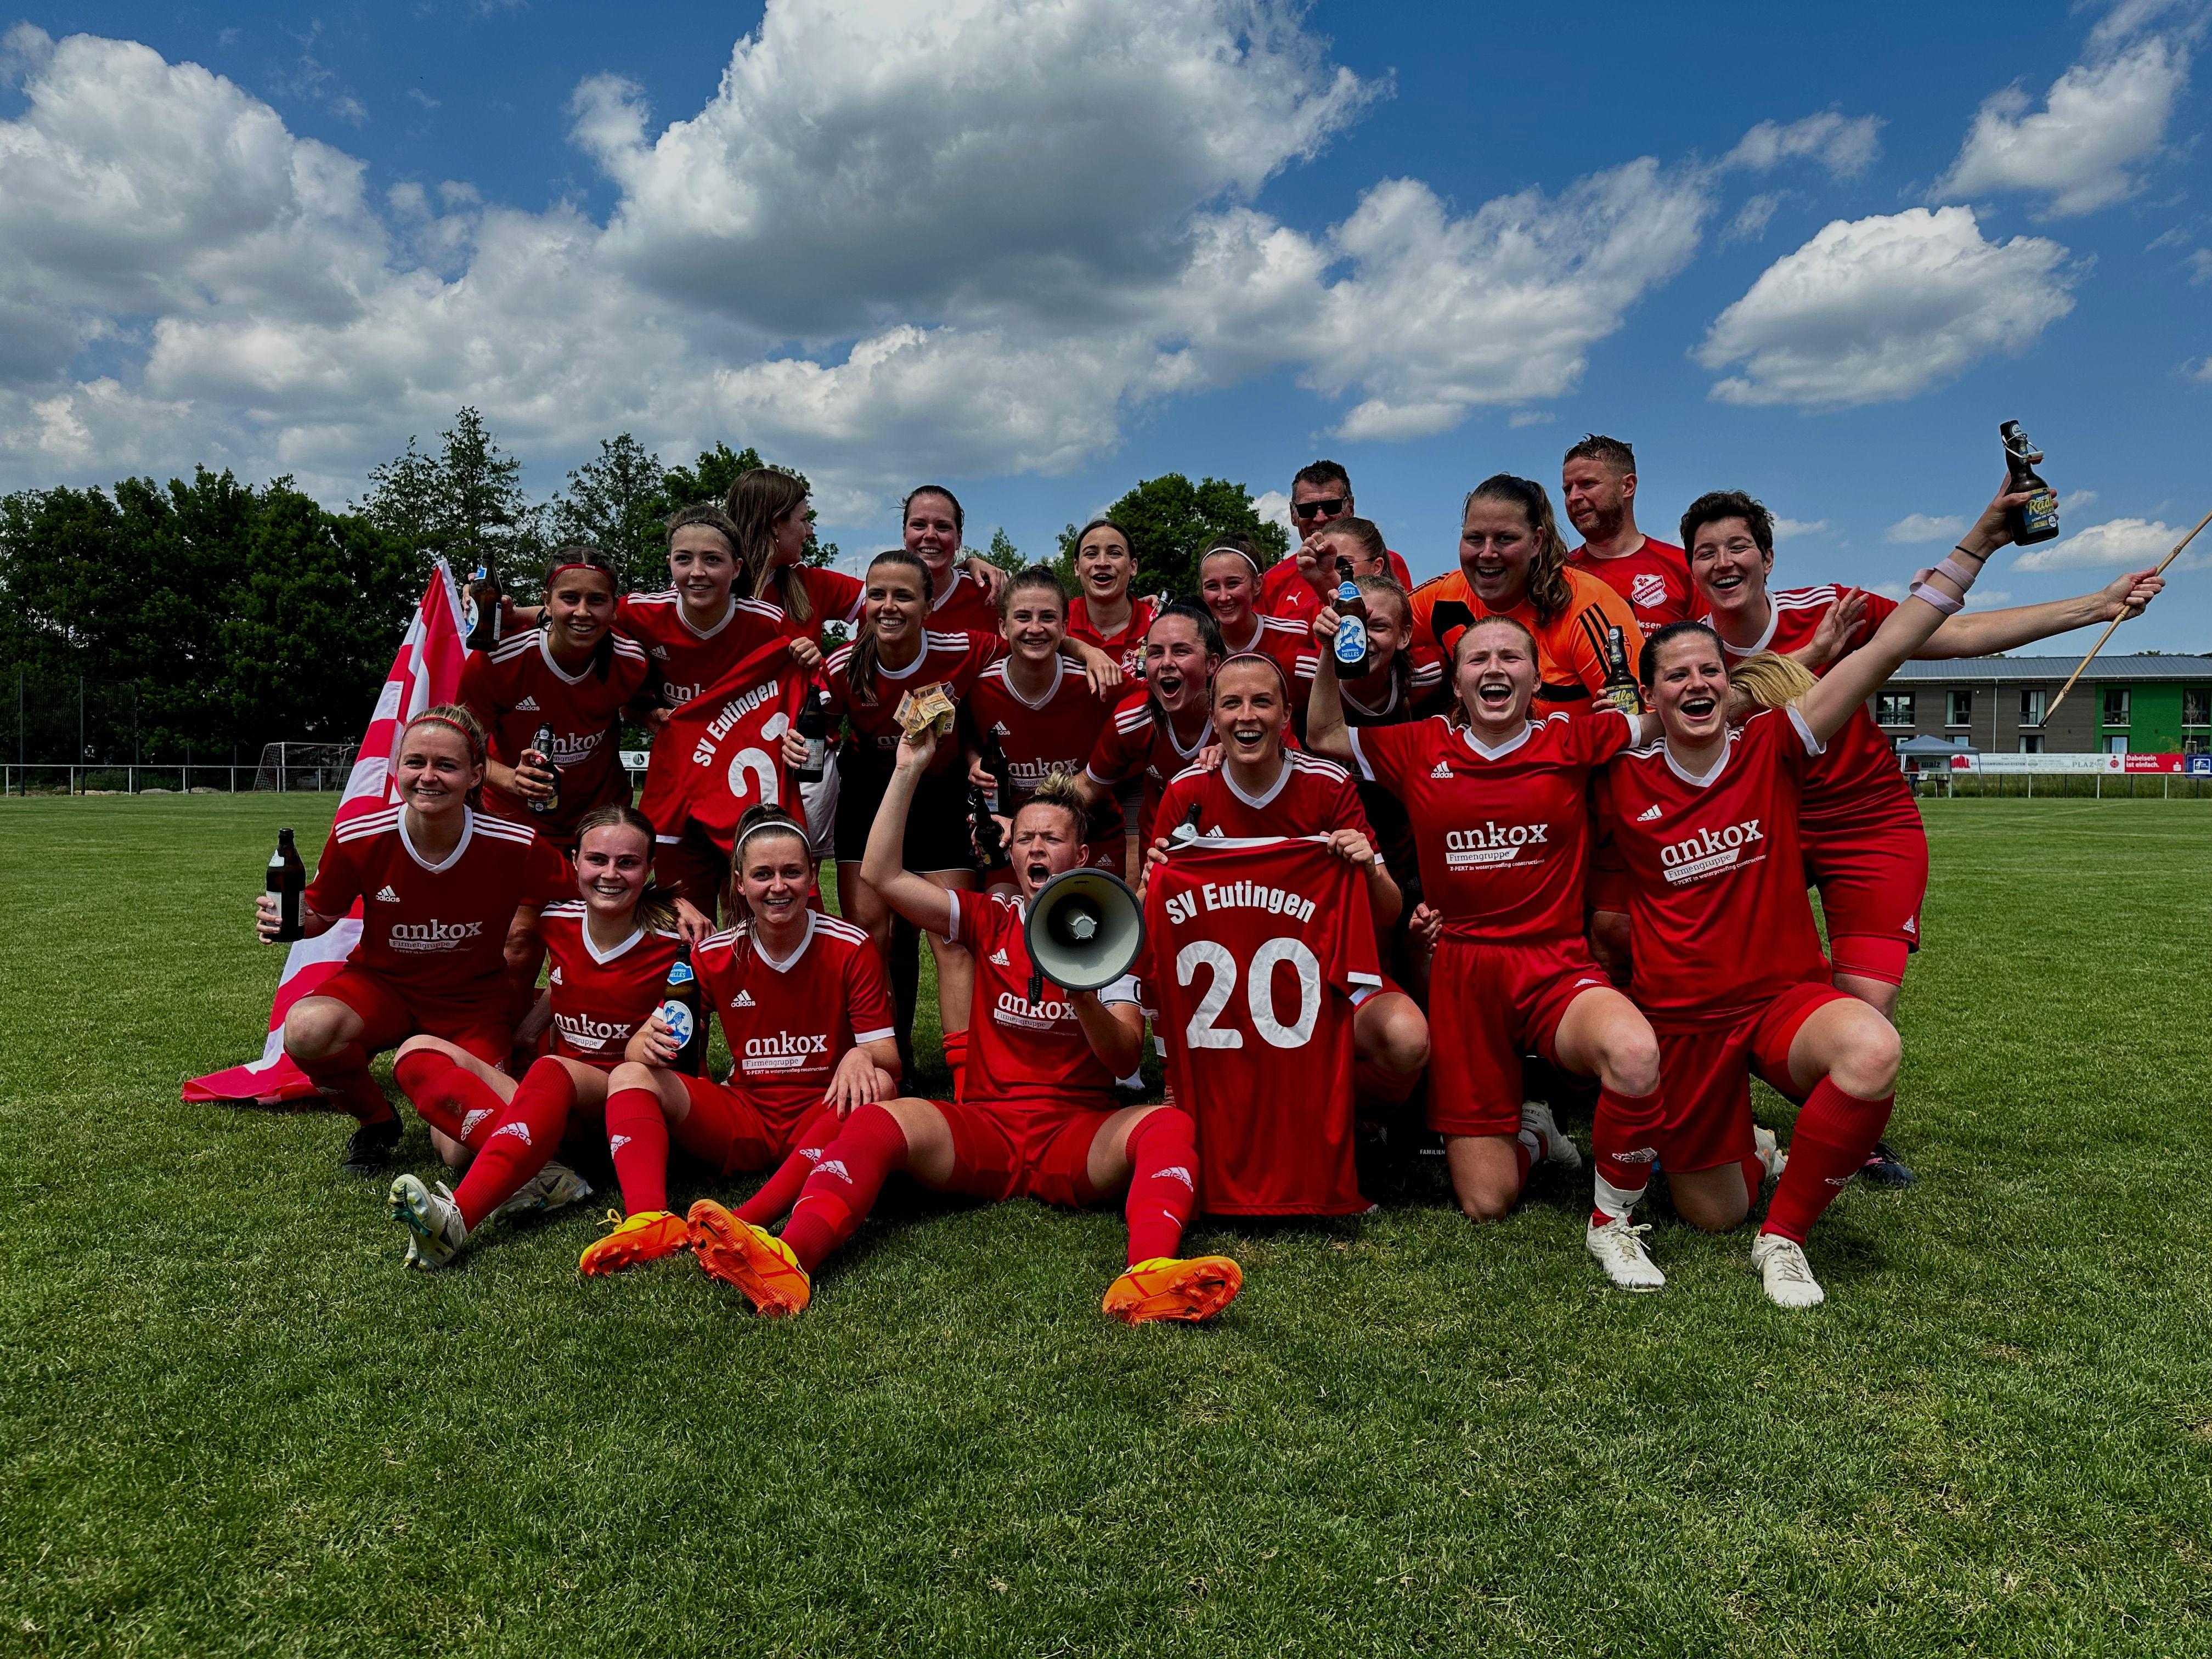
[256,706,568,1172]
[684,737,1239,1325]
[385,803,681,1268]
[1308,607,1661,1227]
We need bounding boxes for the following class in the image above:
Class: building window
[2185,687,2209,728]
[2102,687,2130,727]
[2018,735,2045,754]
[1945,689,1973,727]
[2186,736,2209,756]
[2019,688,2047,726]
[1875,691,1914,727]
[2102,735,2129,755]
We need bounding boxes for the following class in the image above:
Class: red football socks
[295,1043,396,1127]
[604,1085,670,1217]
[392,1050,506,1148]
[1762,1079,1894,1244]
[452,1060,574,1232]
[735,1107,840,1226]
[778,1103,909,1274]
[1122,1107,1200,1266]
[1590,1085,1662,1224]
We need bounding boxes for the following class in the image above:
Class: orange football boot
[687,1199,811,1316]
[578,1209,689,1276]
[1102,1255,1242,1324]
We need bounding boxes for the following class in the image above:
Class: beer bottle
[979,729,1013,816]
[2000,420,2059,546]
[659,944,708,1077]
[527,723,561,817]
[1331,557,1372,678]
[465,558,503,652]
[969,784,1006,867]
[1600,625,1642,715]
[267,827,306,943]
[1167,799,1205,850]
[793,688,830,784]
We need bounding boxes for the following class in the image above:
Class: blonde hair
[1017,768,1090,843]
[571,802,679,933]
[1729,650,1818,711]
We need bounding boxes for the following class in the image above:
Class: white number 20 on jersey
[1175,938,1321,1050]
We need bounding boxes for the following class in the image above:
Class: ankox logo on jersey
[541,730,606,767]
[742,1031,831,1072]
[996,988,1075,1030]
[555,1010,632,1052]
[1443,822,1549,869]
[1660,819,1764,884]
[1160,881,1317,925]
[388,918,486,952]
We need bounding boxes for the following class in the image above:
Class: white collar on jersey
[997,658,1066,710]
[1221,616,1266,655]
[537,629,595,687]
[1459,722,1532,762]
[581,917,646,966]
[1722,596,1780,658]
[676,596,737,642]
[928,572,972,614]
[751,910,819,973]
[398,805,475,873]
[874,635,933,681]
[1662,729,1740,789]
[1222,754,1292,810]
[1341,677,1400,720]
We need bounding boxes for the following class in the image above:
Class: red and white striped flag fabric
[183,562,470,1104]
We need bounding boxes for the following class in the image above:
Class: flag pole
[2040,506,2212,725]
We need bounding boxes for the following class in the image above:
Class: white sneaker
[490,1160,595,1221]
[1750,1231,1824,1308]
[1585,1214,1665,1291]
[1753,1125,1787,1183]
[1520,1099,1583,1170]
[390,1173,468,1270]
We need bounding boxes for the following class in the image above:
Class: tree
[1057,473,1289,602]
[549,433,667,589]
[979,526,1024,573]
[660,441,765,511]
[362,407,543,595]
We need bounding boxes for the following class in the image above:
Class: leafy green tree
[660,441,765,511]
[1057,474,1289,602]
[362,407,543,593]
[979,526,1024,573]
[549,433,668,590]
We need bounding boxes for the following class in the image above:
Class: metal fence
[1911,769,2211,799]
[1,763,351,795]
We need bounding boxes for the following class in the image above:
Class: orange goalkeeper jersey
[1407,565,1646,708]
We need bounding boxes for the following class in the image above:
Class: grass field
[4,795,2210,1657]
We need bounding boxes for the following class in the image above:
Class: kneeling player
[1594,481,2023,1306]
[386,804,680,1268]
[578,806,901,1275]
[685,730,1238,1323]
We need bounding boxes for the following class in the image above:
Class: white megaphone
[1023,868,1146,1006]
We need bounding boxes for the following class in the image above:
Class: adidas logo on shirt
[549,967,563,985]
[1430,760,1452,778]
[990,947,1011,966]
[1903,916,1917,935]
[1636,804,1662,822]
[732,990,756,1008]
[515,695,540,711]
[374,884,401,902]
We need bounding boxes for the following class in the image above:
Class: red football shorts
[1649,981,1855,1173]
[672,1073,781,1175]
[1426,936,1614,1137]
[935,1097,1118,1208]
[1801,814,1927,985]
[313,966,511,1064]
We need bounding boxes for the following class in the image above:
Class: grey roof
[1895,734,1979,754]
[1886,654,2212,683]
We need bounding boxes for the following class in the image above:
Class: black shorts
[834,749,977,873]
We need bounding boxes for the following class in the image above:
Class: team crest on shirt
[1632,573,1668,611]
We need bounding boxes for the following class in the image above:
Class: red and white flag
[183,562,470,1104]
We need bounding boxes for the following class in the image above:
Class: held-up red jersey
[538,901,682,1068]
[1138,836,1382,1216]
[1706,586,1920,838]
[939,890,1142,1109]
[1154,752,1372,847]
[1568,537,1695,631]
[616,591,779,711]
[1604,707,1831,1023]
[822,629,1006,778]
[1350,710,1633,941]
[1084,692,1214,849]
[462,629,651,841]
[966,658,1123,836]
[696,912,897,1141]
[1066,594,1158,681]
[303,806,569,997]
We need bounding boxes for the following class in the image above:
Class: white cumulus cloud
[1884,512,1970,544]
[2011,516,2198,572]
[1696,206,2078,407]
[1722,111,1883,178]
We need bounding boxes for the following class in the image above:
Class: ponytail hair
[724,468,816,625]
[542,545,623,681]
[1464,475,1572,626]
[1018,768,1090,844]
[847,549,934,707]
[569,801,678,934]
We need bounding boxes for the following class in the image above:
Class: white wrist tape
[1909,582,1963,616]
[1910,551,1980,615]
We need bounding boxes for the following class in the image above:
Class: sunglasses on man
[1291,497,1347,520]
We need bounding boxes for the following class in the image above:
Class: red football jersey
[1066,594,1158,680]
[941,890,1142,1109]
[303,806,569,996]
[461,628,651,841]
[1084,691,1214,848]
[1350,709,1634,941]
[1604,707,1830,1022]
[1154,751,1372,846]
[1261,547,1417,622]
[925,568,1002,635]
[1292,644,1447,707]
[1217,613,1311,703]
[822,629,1006,777]
[634,639,805,856]
[1296,668,1431,875]
[966,658,1122,834]
[539,901,682,1068]
[616,591,785,711]
[723,568,867,656]
[1138,836,1381,1216]
[1569,536,1695,630]
[1706,585,1919,837]
[696,911,897,1140]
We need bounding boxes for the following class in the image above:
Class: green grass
[3,795,2209,1656]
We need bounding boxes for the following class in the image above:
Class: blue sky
[3,1,2208,651]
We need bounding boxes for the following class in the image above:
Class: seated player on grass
[684,732,1240,1324]
[577,805,901,1277]
[386,803,681,1268]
